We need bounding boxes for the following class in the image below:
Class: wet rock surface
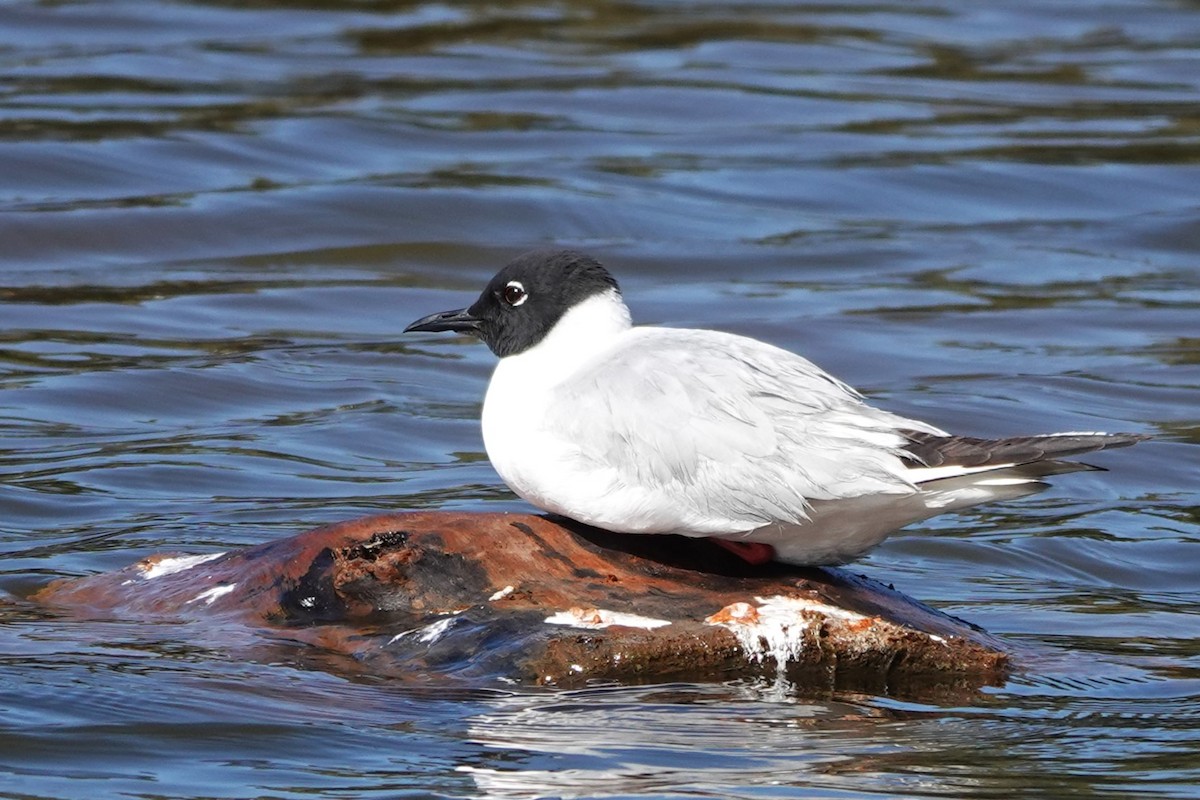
[34,512,1008,693]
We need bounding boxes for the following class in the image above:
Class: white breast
[481,290,633,512]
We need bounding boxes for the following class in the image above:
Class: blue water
[2,1,1198,797]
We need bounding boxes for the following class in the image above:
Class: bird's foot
[708,538,777,566]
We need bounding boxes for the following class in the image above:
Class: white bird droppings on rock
[706,595,872,666]
[188,584,236,606]
[488,585,515,601]
[544,607,671,630]
[138,552,225,580]
[389,615,460,646]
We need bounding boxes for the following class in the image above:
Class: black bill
[404,307,483,334]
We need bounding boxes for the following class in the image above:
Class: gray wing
[545,327,943,531]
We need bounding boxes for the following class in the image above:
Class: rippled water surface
[2,1,1199,798]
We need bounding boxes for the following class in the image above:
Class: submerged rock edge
[33,511,1008,691]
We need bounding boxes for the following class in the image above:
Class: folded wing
[545,327,944,534]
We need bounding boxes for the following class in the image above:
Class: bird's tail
[900,430,1149,485]
[746,430,1148,566]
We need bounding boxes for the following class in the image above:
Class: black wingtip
[902,430,1150,470]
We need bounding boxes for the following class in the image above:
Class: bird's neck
[497,289,632,387]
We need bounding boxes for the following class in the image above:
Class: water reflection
[463,685,889,799]
[461,676,1200,799]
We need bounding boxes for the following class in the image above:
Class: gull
[405,250,1145,565]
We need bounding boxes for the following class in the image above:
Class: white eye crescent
[502,281,527,307]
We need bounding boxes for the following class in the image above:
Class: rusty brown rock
[33,511,1008,693]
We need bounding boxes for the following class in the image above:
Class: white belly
[481,365,574,515]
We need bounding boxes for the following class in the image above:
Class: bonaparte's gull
[406,250,1146,565]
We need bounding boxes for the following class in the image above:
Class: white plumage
[407,250,1145,565]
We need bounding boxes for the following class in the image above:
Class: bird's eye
[502,281,527,307]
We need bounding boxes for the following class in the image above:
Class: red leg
[708,538,777,566]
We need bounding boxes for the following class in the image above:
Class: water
[2,0,1198,797]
